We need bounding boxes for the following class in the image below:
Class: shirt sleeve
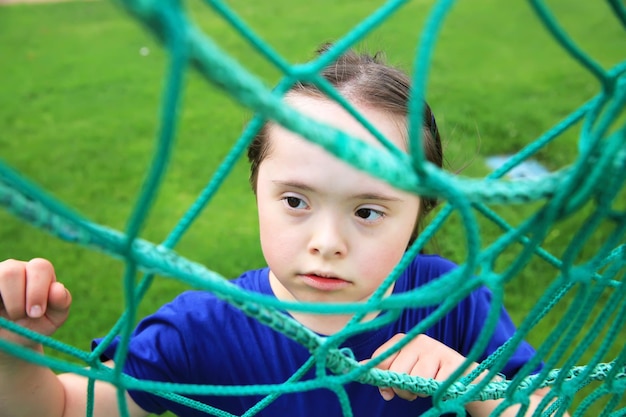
[92,293,198,415]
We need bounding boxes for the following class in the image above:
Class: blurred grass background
[0,0,624,415]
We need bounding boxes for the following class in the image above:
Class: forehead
[274,93,408,152]
[260,94,410,196]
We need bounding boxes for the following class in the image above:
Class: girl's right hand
[0,258,72,348]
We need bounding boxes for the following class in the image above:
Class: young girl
[0,46,556,417]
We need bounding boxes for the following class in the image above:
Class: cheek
[352,239,407,290]
[355,213,418,284]
[257,202,299,267]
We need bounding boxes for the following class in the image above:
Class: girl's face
[255,94,419,332]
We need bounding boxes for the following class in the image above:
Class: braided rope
[0,0,624,416]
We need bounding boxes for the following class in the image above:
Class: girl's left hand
[369,333,480,402]
[368,333,567,417]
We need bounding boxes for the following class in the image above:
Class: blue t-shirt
[94,254,537,416]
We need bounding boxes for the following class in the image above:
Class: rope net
[0,0,625,416]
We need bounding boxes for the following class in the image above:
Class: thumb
[379,387,395,401]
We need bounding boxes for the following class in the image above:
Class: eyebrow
[272,180,404,202]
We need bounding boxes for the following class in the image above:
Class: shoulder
[414,253,458,271]
[162,267,271,315]
[123,267,273,361]
[230,267,271,292]
[397,253,492,310]
[397,253,459,289]
[393,255,494,347]
[172,267,270,301]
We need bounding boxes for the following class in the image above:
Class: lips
[300,273,351,291]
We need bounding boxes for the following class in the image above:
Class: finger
[360,359,397,401]
[371,333,405,370]
[0,259,27,320]
[45,282,72,327]
[360,357,396,401]
[390,359,422,401]
[392,334,441,400]
[25,258,56,319]
[370,334,406,402]
[392,389,417,402]
[374,349,401,401]
[379,387,395,401]
[380,346,420,401]
[409,358,441,399]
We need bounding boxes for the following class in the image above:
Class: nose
[308,214,348,259]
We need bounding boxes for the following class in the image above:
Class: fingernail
[29,305,43,318]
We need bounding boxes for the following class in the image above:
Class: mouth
[300,272,351,291]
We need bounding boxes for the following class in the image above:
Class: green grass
[0,0,624,415]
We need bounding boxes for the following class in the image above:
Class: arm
[370,333,569,417]
[0,259,147,417]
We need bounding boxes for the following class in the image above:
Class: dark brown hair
[247,44,443,245]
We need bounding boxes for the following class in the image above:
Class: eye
[355,207,384,222]
[283,196,308,210]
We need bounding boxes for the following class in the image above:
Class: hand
[369,333,566,417]
[0,258,72,349]
[369,333,480,402]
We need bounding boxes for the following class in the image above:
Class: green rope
[0,0,624,416]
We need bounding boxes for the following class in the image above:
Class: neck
[288,311,381,336]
